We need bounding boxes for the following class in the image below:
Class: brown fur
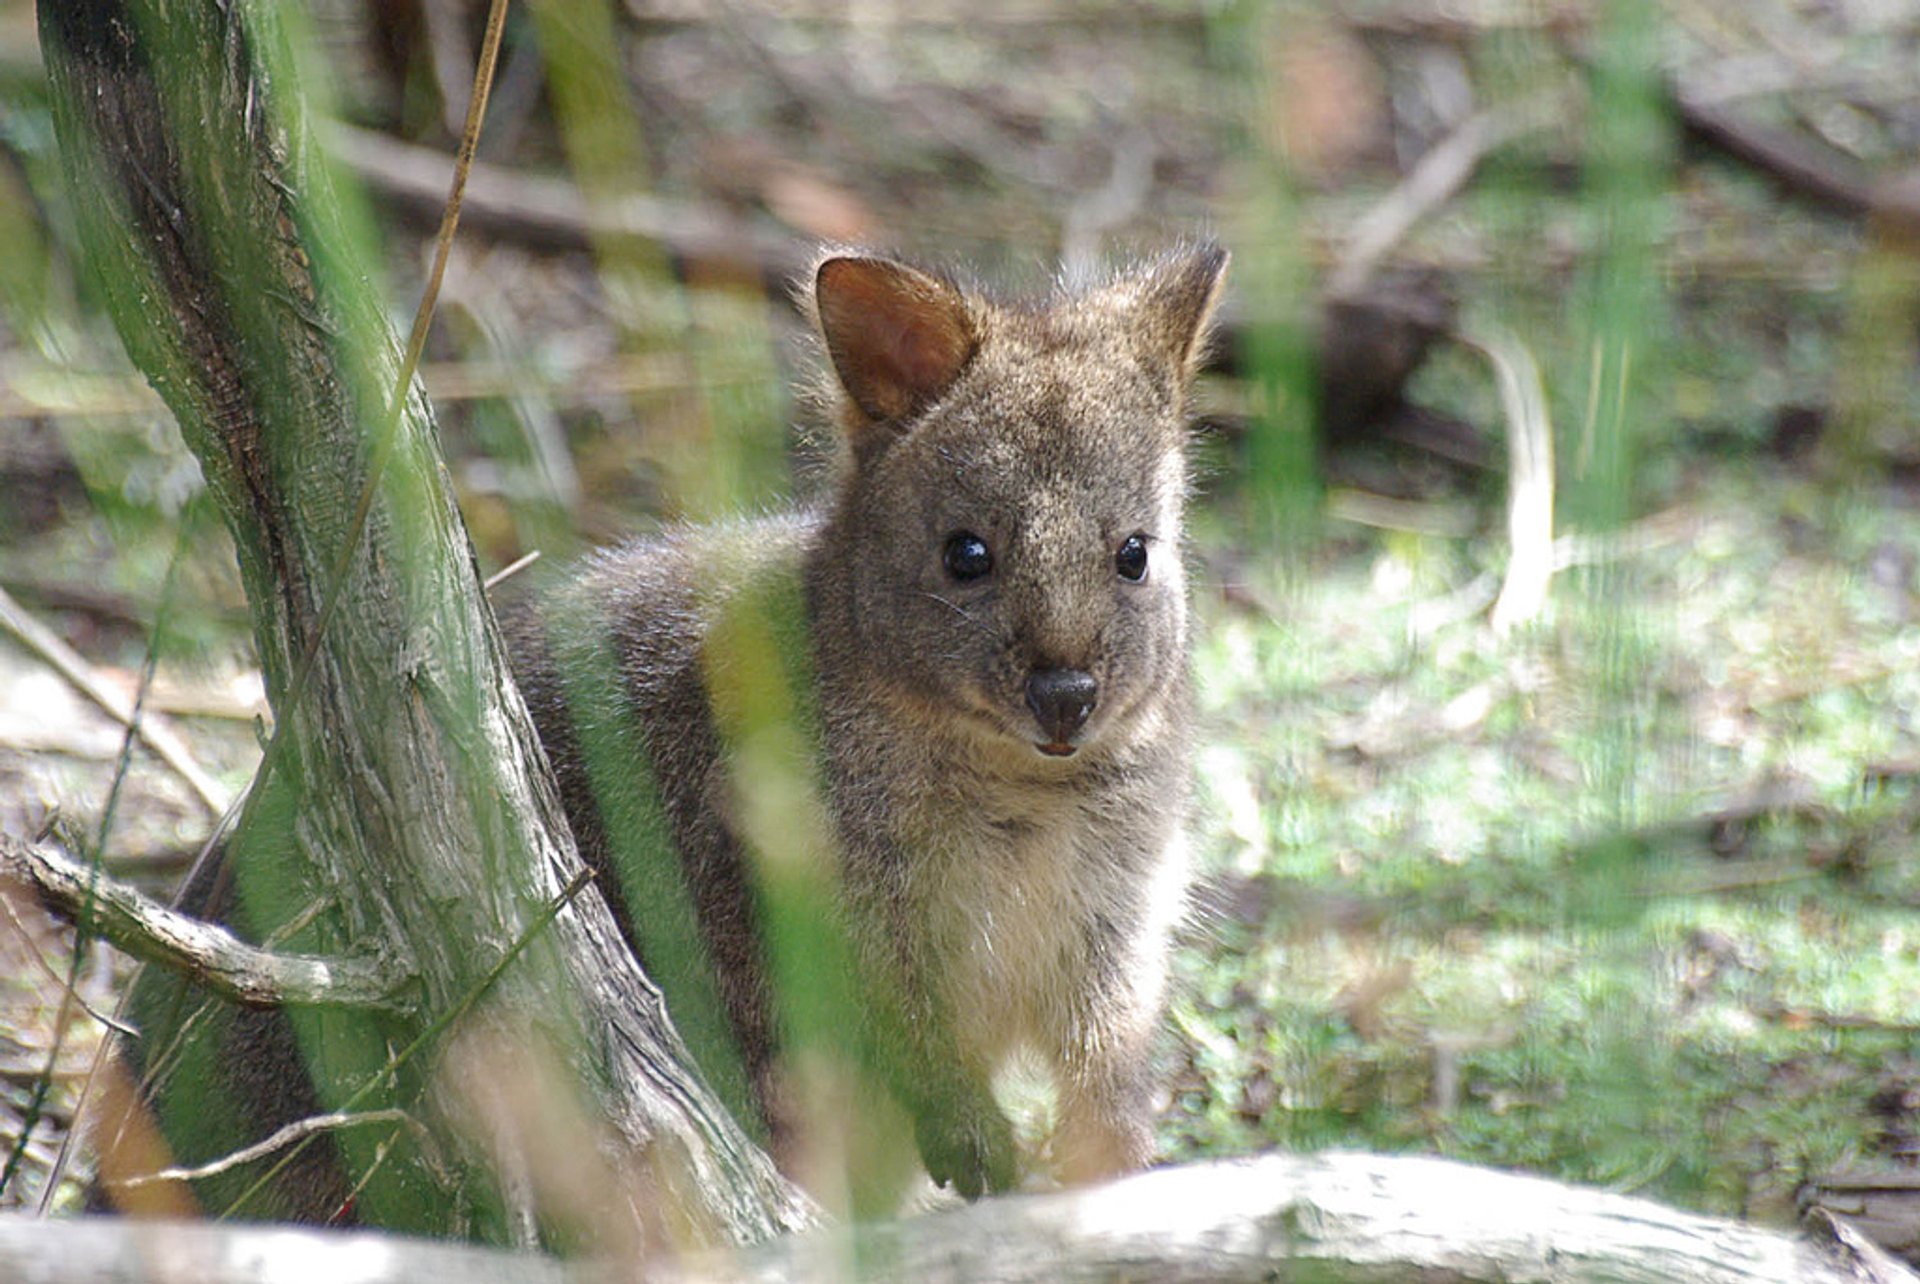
[508,245,1227,1200]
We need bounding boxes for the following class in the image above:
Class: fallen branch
[0,1214,573,1284]
[331,122,1433,394]
[326,122,811,282]
[2,1152,1910,1284]
[1805,1168,1920,1267]
[684,1151,1917,1284]
[0,834,400,1011]
[1670,69,1920,241]
[1672,79,1876,219]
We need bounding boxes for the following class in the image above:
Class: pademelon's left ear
[813,255,977,425]
[1129,243,1230,377]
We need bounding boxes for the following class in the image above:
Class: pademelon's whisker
[918,590,1000,641]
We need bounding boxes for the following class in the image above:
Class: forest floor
[3,0,1919,1249]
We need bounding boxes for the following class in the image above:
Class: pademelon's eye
[1115,533,1149,582]
[943,531,994,582]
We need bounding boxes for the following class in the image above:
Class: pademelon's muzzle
[1025,667,1097,756]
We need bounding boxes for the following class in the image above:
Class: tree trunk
[37,0,809,1247]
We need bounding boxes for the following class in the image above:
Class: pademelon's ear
[1130,243,1230,377]
[814,256,977,424]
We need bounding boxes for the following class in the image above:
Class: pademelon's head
[804,245,1227,767]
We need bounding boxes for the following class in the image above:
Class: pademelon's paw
[915,1102,1017,1200]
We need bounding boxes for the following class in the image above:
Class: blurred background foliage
[2,0,1920,1251]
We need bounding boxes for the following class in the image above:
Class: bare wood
[0,1214,573,1284]
[1672,82,1876,218]
[0,351,760,422]
[1666,69,1920,238]
[2,1153,1910,1284]
[330,120,1443,396]
[1806,1169,1920,1267]
[0,834,398,1011]
[675,1153,1915,1284]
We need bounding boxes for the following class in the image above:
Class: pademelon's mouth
[1035,740,1078,758]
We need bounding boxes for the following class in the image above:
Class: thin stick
[482,549,542,592]
[218,866,593,1219]
[1328,93,1558,298]
[328,121,809,279]
[0,892,138,1038]
[0,585,230,817]
[0,350,763,421]
[108,1109,425,1190]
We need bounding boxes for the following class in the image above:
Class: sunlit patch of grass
[1168,458,1920,1215]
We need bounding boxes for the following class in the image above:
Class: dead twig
[0,890,138,1039]
[1328,93,1561,298]
[0,350,767,424]
[1463,326,1555,636]
[482,550,542,592]
[1666,61,1920,240]
[1325,489,1477,538]
[1401,507,1701,642]
[1672,81,1875,218]
[1546,506,1704,572]
[0,833,402,1012]
[327,122,811,283]
[106,1108,427,1191]
[0,585,231,817]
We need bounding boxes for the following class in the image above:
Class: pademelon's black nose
[1025,668,1098,750]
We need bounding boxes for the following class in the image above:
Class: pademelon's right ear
[813,256,977,425]
[1131,242,1230,379]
